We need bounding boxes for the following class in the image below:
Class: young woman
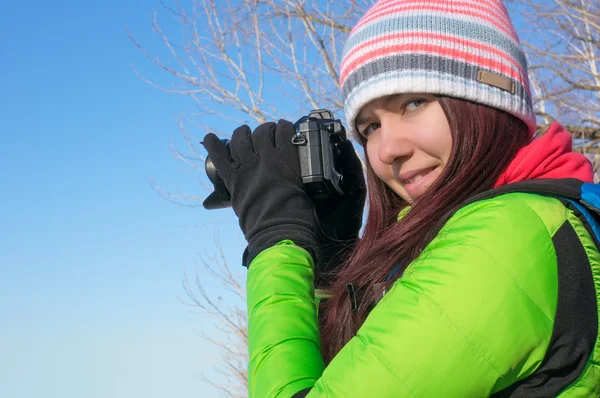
[203,0,600,396]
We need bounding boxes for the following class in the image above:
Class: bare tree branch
[182,230,248,397]
[509,0,600,129]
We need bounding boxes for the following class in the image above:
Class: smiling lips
[400,166,439,199]
[400,167,437,185]
[404,173,426,184]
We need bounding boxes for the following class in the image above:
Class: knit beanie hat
[340,0,536,137]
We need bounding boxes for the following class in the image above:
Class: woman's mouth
[401,167,440,199]
[403,173,428,185]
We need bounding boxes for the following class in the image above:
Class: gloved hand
[203,120,319,267]
[314,140,366,281]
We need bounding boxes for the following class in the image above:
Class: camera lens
[203,139,232,210]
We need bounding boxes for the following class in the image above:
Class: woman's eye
[404,99,427,112]
[362,122,380,136]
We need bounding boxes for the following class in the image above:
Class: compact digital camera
[203,109,347,210]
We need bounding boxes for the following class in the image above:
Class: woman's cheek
[366,146,383,178]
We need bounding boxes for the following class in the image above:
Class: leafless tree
[130,0,600,395]
[128,0,371,208]
[183,231,248,397]
[508,0,600,151]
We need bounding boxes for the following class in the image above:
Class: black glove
[314,140,366,280]
[203,120,319,267]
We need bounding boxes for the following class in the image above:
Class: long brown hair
[318,96,531,364]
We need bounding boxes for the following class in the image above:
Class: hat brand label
[477,70,516,94]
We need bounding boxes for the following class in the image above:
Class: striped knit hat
[340,0,536,137]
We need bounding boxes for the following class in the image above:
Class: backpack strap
[458,178,583,209]
[575,182,600,248]
[562,197,600,249]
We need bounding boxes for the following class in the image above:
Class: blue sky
[0,1,246,397]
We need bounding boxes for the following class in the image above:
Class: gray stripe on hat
[343,14,527,69]
[342,53,529,103]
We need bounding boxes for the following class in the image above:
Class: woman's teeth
[404,174,425,184]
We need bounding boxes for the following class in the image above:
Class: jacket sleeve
[246,194,563,397]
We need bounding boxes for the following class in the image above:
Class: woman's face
[356,94,453,203]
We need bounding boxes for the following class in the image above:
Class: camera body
[203,109,347,210]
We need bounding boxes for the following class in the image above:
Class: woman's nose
[377,121,413,164]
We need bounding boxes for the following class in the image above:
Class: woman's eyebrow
[355,113,371,126]
[356,94,412,126]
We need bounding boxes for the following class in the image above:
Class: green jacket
[246,193,600,397]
